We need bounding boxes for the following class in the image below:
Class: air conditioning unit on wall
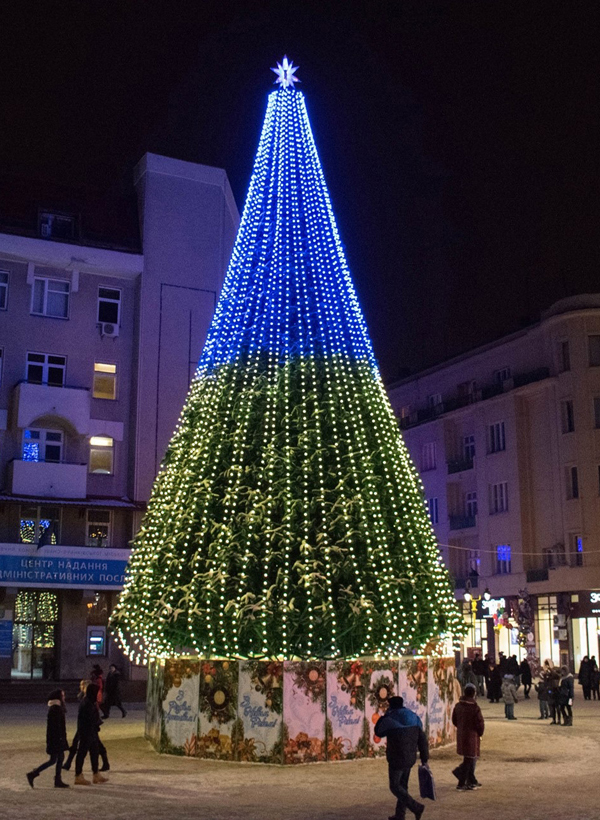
[99,322,119,337]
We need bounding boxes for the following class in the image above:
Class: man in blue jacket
[375,696,427,820]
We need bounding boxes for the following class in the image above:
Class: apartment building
[388,295,600,671]
[0,153,238,684]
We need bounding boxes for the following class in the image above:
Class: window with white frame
[86,510,111,547]
[93,362,117,400]
[427,497,439,525]
[496,544,512,574]
[19,505,60,545]
[463,435,476,460]
[0,270,8,309]
[89,436,114,474]
[559,340,571,372]
[565,465,579,500]
[26,352,66,386]
[489,481,508,514]
[31,277,70,318]
[421,442,436,472]
[494,367,511,384]
[488,421,506,453]
[561,399,575,433]
[427,393,442,409]
[97,287,121,325]
[465,491,478,518]
[569,533,584,568]
[22,429,63,463]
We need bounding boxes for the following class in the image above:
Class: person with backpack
[451,682,484,791]
[26,689,70,789]
[375,696,427,819]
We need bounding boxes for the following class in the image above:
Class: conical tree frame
[111,82,463,662]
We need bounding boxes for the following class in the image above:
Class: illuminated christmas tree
[112,58,462,663]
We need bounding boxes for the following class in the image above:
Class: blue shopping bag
[418,764,437,800]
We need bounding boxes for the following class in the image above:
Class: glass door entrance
[11,591,59,679]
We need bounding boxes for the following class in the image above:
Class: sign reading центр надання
[0,545,129,589]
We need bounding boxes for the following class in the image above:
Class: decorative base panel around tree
[145,656,460,764]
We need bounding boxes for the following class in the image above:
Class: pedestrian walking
[578,656,592,700]
[103,663,127,718]
[519,658,532,699]
[507,655,520,687]
[535,677,549,719]
[559,666,575,726]
[501,674,518,720]
[451,682,484,791]
[591,659,600,701]
[90,664,105,706]
[458,660,478,694]
[487,661,502,703]
[26,689,70,789]
[375,695,427,819]
[472,654,487,697]
[547,669,562,724]
[74,683,108,785]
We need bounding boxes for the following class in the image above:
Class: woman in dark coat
[26,689,70,788]
[519,658,532,699]
[74,683,108,785]
[559,666,575,725]
[578,656,592,700]
[451,683,485,790]
[487,661,502,703]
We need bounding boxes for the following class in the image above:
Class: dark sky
[0,1,598,382]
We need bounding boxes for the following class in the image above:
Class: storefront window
[535,595,560,666]
[12,590,59,680]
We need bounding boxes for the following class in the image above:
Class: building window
[427,393,442,411]
[93,362,117,400]
[593,398,600,429]
[89,436,114,474]
[97,287,121,325]
[19,506,60,545]
[0,270,8,309]
[561,399,575,433]
[465,491,478,518]
[559,340,571,372]
[569,533,584,568]
[457,380,476,400]
[543,544,566,569]
[463,435,476,460]
[86,510,112,547]
[489,481,508,514]
[488,421,506,453]
[494,367,511,384]
[0,347,3,387]
[566,465,579,500]
[496,544,512,574]
[22,429,63,463]
[427,497,439,525]
[31,277,70,319]
[38,210,78,241]
[26,352,66,386]
[421,442,436,472]
[589,335,600,367]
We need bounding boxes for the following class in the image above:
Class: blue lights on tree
[112,61,463,664]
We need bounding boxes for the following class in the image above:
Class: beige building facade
[387,295,600,671]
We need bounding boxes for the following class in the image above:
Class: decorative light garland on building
[110,64,464,663]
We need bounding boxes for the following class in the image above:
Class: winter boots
[26,771,37,788]
[54,778,70,788]
[74,773,91,785]
[93,772,109,784]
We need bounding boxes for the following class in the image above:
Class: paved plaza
[1,695,598,820]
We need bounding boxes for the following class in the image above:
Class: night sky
[0,2,598,382]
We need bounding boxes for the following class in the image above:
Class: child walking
[501,674,518,720]
[26,689,70,789]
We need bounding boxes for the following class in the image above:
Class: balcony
[447,457,474,475]
[449,515,477,530]
[14,381,91,435]
[8,459,88,499]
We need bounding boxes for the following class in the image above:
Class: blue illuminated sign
[0,552,128,589]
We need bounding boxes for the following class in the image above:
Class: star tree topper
[271,55,300,88]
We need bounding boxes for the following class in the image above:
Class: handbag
[418,763,437,801]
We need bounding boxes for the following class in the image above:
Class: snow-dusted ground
[1,695,599,819]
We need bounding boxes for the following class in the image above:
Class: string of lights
[110,71,463,663]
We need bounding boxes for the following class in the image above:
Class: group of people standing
[26,663,126,789]
[577,655,600,700]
